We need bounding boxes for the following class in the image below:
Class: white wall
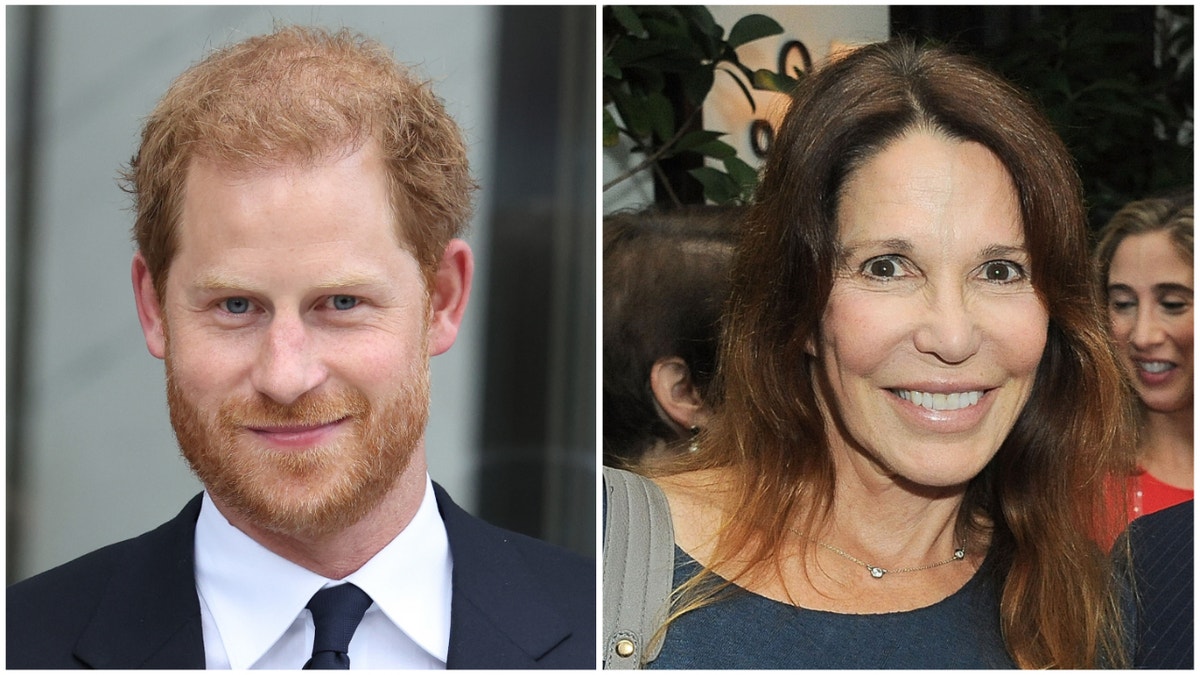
[13,6,498,580]
[602,5,889,213]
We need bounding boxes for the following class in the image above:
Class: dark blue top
[1126,500,1193,669]
[647,546,1016,669]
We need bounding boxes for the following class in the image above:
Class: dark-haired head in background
[603,206,739,465]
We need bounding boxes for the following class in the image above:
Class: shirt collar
[194,476,452,668]
[344,477,452,661]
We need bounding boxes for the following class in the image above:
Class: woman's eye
[1161,300,1191,314]
[863,256,905,279]
[980,260,1025,283]
[222,297,252,314]
[330,295,360,311]
[1110,300,1136,311]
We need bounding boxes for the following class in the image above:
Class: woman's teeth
[895,390,983,411]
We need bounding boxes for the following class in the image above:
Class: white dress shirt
[194,476,452,669]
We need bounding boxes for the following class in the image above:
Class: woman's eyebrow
[1153,282,1193,296]
[979,244,1029,259]
[836,238,912,263]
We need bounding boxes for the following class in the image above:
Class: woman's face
[1106,230,1194,414]
[814,131,1049,489]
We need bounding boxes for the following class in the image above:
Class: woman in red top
[1095,196,1193,521]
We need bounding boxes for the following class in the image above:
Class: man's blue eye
[223,297,250,314]
[331,295,359,310]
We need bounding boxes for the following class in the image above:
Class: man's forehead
[176,142,410,251]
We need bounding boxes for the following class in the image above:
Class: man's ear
[427,239,474,356]
[649,356,709,430]
[131,252,167,360]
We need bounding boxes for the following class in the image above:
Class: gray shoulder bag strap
[602,466,675,669]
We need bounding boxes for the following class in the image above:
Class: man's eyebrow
[192,272,254,291]
[191,272,389,291]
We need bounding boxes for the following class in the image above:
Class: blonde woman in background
[1095,196,1193,522]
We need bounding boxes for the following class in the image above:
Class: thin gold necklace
[796,531,966,579]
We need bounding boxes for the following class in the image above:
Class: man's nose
[250,313,328,405]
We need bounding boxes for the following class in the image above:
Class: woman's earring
[689,425,701,453]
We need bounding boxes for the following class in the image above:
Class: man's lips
[244,418,349,447]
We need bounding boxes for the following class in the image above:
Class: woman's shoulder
[603,464,734,559]
[651,467,735,561]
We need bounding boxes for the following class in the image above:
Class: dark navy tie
[304,583,374,669]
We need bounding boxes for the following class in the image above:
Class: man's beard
[166,358,429,540]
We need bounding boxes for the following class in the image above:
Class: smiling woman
[816,132,1048,492]
[603,39,1136,670]
[1094,196,1194,523]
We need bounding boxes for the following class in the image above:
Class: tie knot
[305,583,374,669]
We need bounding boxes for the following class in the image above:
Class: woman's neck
[823,461,969,566]
[780,466,981,614]
[1139,406,1194,489]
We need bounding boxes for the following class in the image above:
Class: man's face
[152,145,435,539]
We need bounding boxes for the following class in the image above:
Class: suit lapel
[73,494,207,668]
[435,484,573,668]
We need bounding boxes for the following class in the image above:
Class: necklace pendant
[869,566,886,578]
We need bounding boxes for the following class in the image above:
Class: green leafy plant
[983,6,1193,228]
[603,6,799,205]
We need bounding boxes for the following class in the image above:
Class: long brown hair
[646,39,1136,668]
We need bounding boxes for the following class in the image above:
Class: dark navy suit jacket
[1126,500,1193,670]
[7,484,596,669]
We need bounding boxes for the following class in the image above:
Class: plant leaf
[646,91,676,144]
[603,55,622,81]
[727,14,784,49]
[693,139,737,160]
[680,67,715,106]
[610,6,647,38]
[682,6,722,59]
[603,108,620,147]
[685,6,721,41]
[752,68,803,94]
[608,39,678,69]
[611,89,651,140]
[689,166,740,204]
[674,130,726,152]
[724,156,759,193]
